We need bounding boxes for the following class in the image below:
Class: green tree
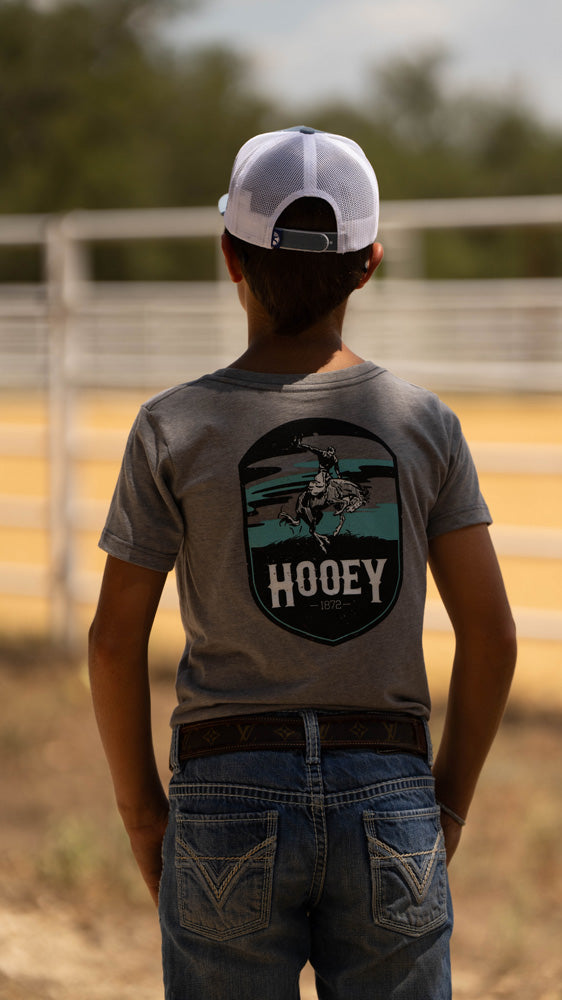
[0,13,560,280]
[0,0,271,278]
[0,0,269,214]
[0,0,173,211]
[303,51,562,277]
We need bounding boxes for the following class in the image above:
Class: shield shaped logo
[239,418,403,645]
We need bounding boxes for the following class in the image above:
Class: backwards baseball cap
[218,126,379,254]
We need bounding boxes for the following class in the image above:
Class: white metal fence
[1,196,561,649]
[2,195,562,392]
[2,276,562,392]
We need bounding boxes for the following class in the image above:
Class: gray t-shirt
[100,362,490,725]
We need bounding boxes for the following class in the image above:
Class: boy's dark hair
[226,197,371,336]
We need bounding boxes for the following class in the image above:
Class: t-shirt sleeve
[426,413,491,539]
[99,405,184,572]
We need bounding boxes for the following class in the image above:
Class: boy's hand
[439,811,463,866]
[125,803,169,906]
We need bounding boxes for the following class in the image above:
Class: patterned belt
[177,711,427,761]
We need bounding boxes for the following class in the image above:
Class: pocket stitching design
[175,811,278,941]
[373,830,444,901]
[363,809,448,938]
[180,833,277,907]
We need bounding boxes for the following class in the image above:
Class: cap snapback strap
[272,228,338,252]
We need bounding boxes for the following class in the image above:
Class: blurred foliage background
[0,0,561,282]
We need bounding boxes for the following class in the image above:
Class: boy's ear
[357,242,384,289]
[221,232,244,284]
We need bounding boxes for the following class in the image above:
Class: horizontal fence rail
[1,278,562,391]
[1,194,562,393]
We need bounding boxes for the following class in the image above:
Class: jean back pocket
[363,805,448,937]
[175,811,278,941]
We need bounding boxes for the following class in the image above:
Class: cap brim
[218,193,228,216]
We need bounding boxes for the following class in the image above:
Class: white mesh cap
[218,126,379,253]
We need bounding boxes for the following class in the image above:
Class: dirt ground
[0,640,561,1000]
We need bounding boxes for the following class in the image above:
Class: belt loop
[300,710,321,764]
[169,724,181,774]
[423,720,433,766]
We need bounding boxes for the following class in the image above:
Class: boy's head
[219,126,381,335]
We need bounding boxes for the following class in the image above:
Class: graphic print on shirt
[239,418,402,644]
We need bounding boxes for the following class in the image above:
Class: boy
[89,126,516,1000]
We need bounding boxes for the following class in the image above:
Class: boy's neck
[229,297,365,374]
[230,339,365,374]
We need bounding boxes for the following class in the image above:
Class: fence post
[44,216,81,652]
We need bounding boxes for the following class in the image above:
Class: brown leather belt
[177,711,427,761]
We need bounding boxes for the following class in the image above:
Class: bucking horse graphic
[279,435,368,552]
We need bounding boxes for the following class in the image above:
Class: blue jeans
[159,711,453,1000]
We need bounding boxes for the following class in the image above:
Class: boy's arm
[88,554,170,905]
[428,523,517,864]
